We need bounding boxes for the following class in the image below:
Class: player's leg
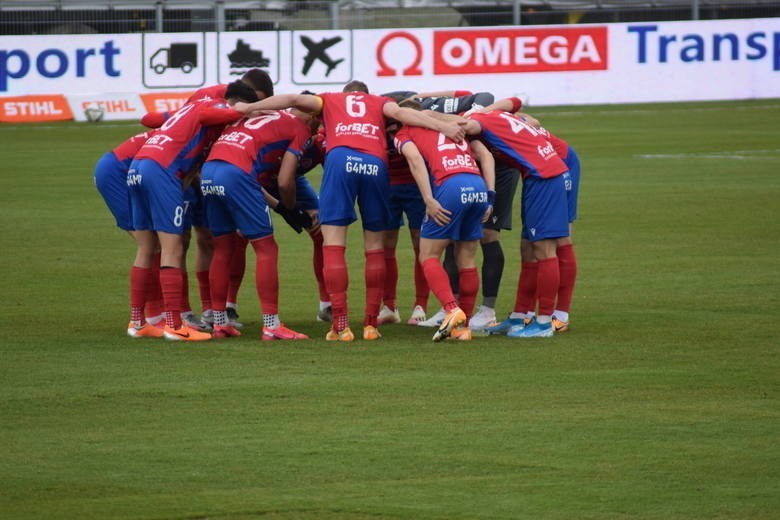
[200,161,239,338]
[226,233,248,327]
[355,151,392,341]
[419,237,464,342]
[407,227,429,324]
[472,164,519,331]
[126,229,164,338]
[321,224,353,341]
[553,149,580,332]
[362,229,387,340]
[129,158,201,339]
[401,183,429,325]
[554,232,576,332]
[378,228,402,325]
[182,224,214,332]
[296,176,331,322]
[508,175,568,338]
[319,148,360,341]
[470,229,501,331]
[419,175,478,341]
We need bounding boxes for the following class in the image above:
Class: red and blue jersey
[468,111,567,179]
[318,92,392,161]
[206,110,313,187]
[134,97,243,175]
[188,84,227,103]
[532,123,570,161]
[387,146,415,185]
[394,125,481,186]
[112,130,154,165]
[297,127,326,176]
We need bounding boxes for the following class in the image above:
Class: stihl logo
[433,27,608,74]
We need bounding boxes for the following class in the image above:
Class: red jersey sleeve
[140,111,168,128]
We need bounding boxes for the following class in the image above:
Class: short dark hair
[225,80,259,103]
[399,98,422,111]
[343,80,369,93]
[241,68,274,98]
[384,93,408,103]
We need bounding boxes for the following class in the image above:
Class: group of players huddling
[94,68,580,343]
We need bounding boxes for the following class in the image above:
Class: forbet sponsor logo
[433,27,607,74]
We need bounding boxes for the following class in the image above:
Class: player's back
[208,110,312,180]
[319,92,390,161]
[395,125,480,185]
[469,111,567,179]
[113,131,155,163]
[135,98,229,172]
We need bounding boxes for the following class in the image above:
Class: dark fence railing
[0,1,778,35]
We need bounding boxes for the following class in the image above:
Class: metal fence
[0,0,778,34]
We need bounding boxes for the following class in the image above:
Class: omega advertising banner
[1,18,778,121]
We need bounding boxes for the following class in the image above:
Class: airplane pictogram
[300,35,344,77]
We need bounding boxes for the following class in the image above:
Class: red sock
[311,231,328,302]
[458,267,479,318]
[145,253,164,318]
[514,261,539,314]
[228,233,248,305]
[421,258,458,312]
[180,269,191,313]
[209,233,236,312]
[252,235,279,315]
[556,244,577,313]
[196,270,211,312]
[413,247,429,310]
[536,257,560,317]
[130,266,149,323]
[364,249,385,327]
[159,267,185,329]
[382,247,398,310]
[323,245,349,331]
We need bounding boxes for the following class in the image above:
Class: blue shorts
[386,182,425,231]
[188,184,207,229]
[319,147,391,231]
[563,146,580,223]
[94,152,133,231]
[520,174,570,242]
[182,185,202,230]
[264,176,320,211]
[128,158,187,235]
[421,173,488,242]
[201,160,273,240]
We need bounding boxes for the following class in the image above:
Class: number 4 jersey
[467,110,567,179]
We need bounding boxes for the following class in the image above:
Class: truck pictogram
[150,43,197,74]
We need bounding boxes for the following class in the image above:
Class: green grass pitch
[0,99,778,519]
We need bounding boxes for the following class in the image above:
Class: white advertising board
[1,18,778,120]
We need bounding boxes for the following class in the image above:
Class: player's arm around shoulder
[470,139,495,192]
[385,102,465,143]
[469,139,495,223]
[234,94,323,117]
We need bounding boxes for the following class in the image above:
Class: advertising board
[1,18,778,121]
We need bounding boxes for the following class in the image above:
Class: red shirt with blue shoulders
[206,109,313,187]
[134,97,243,175]
[394,125,481,186]
[467,110,567,179]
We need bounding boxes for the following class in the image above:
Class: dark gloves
[273,202,312,234]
